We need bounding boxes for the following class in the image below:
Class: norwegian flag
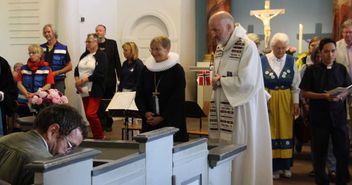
[197,70,211,86]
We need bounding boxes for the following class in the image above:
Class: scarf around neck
[27,59,49,72]
[145,52,179,72]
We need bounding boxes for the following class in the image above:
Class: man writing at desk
[0,105,88,185]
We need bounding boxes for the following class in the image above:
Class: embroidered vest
[261,55,295,90]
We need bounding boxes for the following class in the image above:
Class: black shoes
[104,127,112,132]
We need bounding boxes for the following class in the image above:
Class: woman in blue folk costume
[261,33,300,179]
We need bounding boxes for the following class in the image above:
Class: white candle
[298,24,303,53]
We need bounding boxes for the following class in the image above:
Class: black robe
[0,57,17,134]
[135,63,188,142]
[299,62,352,126]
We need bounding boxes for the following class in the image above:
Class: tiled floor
[91,117,351,185]
[274,145,315,185]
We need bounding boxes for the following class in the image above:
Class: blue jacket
[41,42,70,81]
[17,65,51,104]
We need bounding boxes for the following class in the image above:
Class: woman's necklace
[153,73,162,115]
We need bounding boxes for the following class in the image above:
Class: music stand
[106,92,140,140]
[108,109,140,140]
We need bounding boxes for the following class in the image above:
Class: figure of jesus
[250,0,285,50]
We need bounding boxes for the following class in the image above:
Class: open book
[325,84,352,96]
[106,92,139,117]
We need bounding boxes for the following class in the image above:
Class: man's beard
[216,38,227,47]
[217,40,226,46]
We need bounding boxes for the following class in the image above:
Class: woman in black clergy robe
[135,36,188,142]
[299,38,351,185]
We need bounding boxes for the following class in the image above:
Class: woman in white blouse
[260,32,300,179]
[74,33,107,139]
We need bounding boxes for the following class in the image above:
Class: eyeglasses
[64,136,74,153]
[85,40,96,44]
[28,51,37,55]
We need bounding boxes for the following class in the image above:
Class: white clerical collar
[326,63,333,69]
[145,52,179,72]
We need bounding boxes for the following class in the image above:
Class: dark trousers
[98,85,115,129]
[311,123,350,185]
[98,100,113,129]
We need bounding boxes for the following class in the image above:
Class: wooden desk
[121,122,142,140]
[187,129,208,136]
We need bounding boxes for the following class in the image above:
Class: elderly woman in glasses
[74,33,107,139]
[261,33,301,179]
[16,44,54,117]
[135,36,188,142]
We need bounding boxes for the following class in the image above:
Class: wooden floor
[91,117,352,185]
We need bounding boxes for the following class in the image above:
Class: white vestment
[209,25,273,185]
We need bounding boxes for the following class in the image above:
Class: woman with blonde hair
[17,44,54,116]
[118,42,144,92]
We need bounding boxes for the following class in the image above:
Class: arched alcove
[122,11,178,61]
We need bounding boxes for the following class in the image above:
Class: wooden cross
[250,0,285,50]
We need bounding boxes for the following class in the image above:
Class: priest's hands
[145,112,164,126]
[212,74,221,89]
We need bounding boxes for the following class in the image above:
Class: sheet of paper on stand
[106,92,138,112]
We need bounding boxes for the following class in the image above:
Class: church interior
[1,0,352,184]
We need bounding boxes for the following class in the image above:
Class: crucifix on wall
[250,0,285,50]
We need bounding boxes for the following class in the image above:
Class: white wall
[78,0,118,52]
[0,0,56,66]
[180,0,196,100]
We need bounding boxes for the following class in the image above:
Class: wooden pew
[26,127,246,185]
[26,148,100,185]
[208,144,247,185]
[80,139,139,160]
[92,153,146,185]
[81,127,178,185]
[172,138,209,184]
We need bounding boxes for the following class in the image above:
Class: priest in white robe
[208,11,273,185]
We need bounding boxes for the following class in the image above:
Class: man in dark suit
[95,24,122,132]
